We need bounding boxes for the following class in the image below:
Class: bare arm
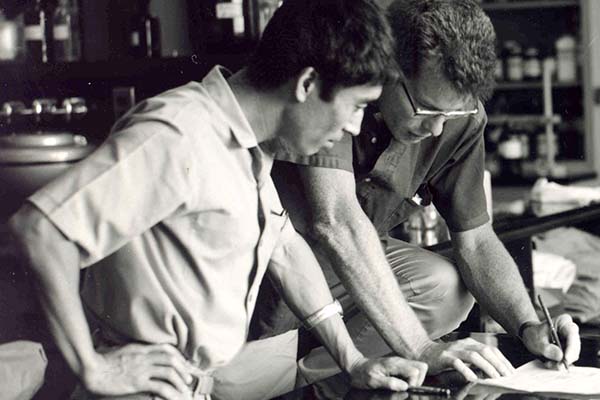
[9,204,194,399]
[275,165,517,381]
[451,223,581,366]
[267,219,427,390]
[281,165,434,359]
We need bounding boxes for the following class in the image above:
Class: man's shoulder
[112,82,216,134]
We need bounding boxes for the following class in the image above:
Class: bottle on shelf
[24,0,53,63]
[504,40,523,82]
[555,34,577,83]
[128,0,161,58]
[0,8,20,61]
[523,47,542,81]
[53,0,81,62]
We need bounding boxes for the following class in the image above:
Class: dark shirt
[274,102,490,235]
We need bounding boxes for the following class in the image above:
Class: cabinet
[482,0,600,182]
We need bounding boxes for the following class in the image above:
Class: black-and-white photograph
[1,0,600,399]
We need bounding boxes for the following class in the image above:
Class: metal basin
[0,131,95,221]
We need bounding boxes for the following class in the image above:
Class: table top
[277,332,600,400]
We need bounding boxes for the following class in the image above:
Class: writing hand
[417,338,515,382]
[347,356,427,391]
[521,314,580,368]
[82,343,195,400]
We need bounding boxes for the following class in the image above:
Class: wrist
[345,352,368,376]
[517,320,539,342]
[413,338,437,361]
[79,351,105,389]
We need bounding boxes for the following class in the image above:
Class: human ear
[294,67,318,102]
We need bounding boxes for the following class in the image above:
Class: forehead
[333,83,383,103]
[408,59,474,111]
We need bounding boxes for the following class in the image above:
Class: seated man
[268,0,581,383]
[9,1,427,399]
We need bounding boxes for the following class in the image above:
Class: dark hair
[388,0,497,100]
[246,0,398,101]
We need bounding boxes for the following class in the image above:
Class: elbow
[310,216,352,249]
[8,204,61,275]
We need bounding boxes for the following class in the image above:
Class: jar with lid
[504,41,523,82]
[523,47,542,80]
[555,35,577,82]
[0,9,21,61]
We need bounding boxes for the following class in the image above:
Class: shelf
[487,114,562,125]
[494,80,581,90]
[481,0,579,11]
[0,53,250,85]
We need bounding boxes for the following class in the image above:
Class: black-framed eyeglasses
[401,82,478,119]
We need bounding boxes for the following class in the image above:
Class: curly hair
[246,0,398,101]
[387,0,497,100]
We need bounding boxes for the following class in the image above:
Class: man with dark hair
[8,1,427,399]
[270,0,581,384]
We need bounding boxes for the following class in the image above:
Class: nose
[421,115,445,137]
[343,109,364,137]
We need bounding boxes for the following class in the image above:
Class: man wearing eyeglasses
[264,0,581,385]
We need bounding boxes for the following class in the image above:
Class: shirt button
[364,177,372,183]
[370,137,377,144]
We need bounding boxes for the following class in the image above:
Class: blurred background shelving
[481,0,600,184]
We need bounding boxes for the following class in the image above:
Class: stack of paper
[477,360,600,395]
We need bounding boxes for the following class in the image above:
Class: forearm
[309,216,433,359]
[452,225,538,336]
[268,231,365,371]
[9,206,100,380]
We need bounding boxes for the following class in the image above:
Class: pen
[537,294,570,372]
[407,385,451,397]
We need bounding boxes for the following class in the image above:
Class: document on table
[477,360,600,395]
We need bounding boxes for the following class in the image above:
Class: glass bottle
[53,0,81,62]
[128,0,161,58]
[24,0,52,63]
[505,40,523,82]
[523,47,541,81]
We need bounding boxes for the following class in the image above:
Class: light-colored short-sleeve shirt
[29,66,294,371]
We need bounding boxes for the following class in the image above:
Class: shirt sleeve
[429,112,490,233]
[274,132,354,172]
[29,119,195,267]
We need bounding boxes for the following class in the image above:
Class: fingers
[145,380,190,400]
[451,358,478,382]
[555,314,581,365]
[382,358,427,387]
[372,375,409,392]
[466,346,513,378]
[437,339,513,381]
[148,349,194,385]
[149,366,191,395]
[359,357,428,392]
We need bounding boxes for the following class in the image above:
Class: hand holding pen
[518,295,581,370]
[537,294,569,371]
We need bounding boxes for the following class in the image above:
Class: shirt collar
[201,66,258,149]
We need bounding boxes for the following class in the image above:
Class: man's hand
[521,314,581,368]
[82,343,195,400]
[418,338,515,382]
[348,356,428,391]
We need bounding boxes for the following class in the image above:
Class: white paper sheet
[477,360,600,395]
